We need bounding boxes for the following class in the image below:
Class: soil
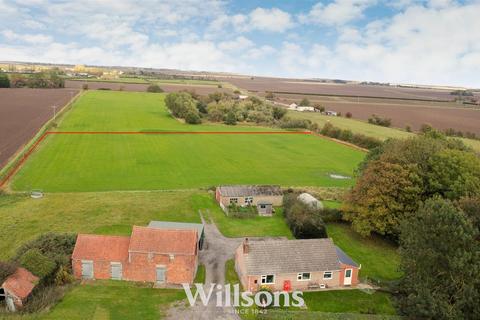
[0,88,78,169]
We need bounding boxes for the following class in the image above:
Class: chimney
[243,238,249,255]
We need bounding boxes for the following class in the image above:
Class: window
[260,204,266,209]
[230,198,238,204]
[297,272,311,281]
[323,271,332,280]
[261,274,275,284]
[245,196,253,204]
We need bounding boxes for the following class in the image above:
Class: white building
[288,103,315,112]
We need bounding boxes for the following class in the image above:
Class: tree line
[0,71,65,88]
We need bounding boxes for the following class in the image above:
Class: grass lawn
[225,259,240,286]
[302,290,396,315]
[195,265,206,284]
[40,281,185,320]
[11,91,364,192]
[326,223,401,281]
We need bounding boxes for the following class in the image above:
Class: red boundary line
[0,130,311,188]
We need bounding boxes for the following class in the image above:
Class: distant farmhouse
[216,185,283,216]
[1,268,38,312]
[235,238,359,292]
[72,225,199,285]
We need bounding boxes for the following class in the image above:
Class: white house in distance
[288,103,315,112]
[325,110,338,116]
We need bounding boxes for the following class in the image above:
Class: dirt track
[0,88,78,169]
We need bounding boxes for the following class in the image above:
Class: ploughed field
[226,76,461,101]
[11,91,364,192]
[278,94,480,135]
[0,88,78,169]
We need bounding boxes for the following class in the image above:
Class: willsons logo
[182,283,305,308]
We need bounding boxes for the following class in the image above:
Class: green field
[288,110,480,152]
[11,91,364,192]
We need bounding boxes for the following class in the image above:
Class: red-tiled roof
[129,226,197,255]
[2,268,38,300]
[72,234,130,261]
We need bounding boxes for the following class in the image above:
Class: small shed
[297,193,323,209]
[257,202,273,216]
[148,221,205,250]
[1,268,38,312]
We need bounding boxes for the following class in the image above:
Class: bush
[299,98,310,106]
[279,118,311,129]
[54,265,75,286]
[265,91,274,99]
[185,111,202,124]
[0,72,10,88]
[23,284,72,313]
[97,87,111,90]
[146,84,164,93]
[19,249,56,278]
[0,261,18,283]
[283,193,327,239]
[82,83,88,90]
[318,208,343,223]
[345,112,352,118]
[224,111,237,125]
[272,106,287,120]
[15,233,76,265]
[320,122,382,149]
[368,114,391,127]
[233,90,241,94]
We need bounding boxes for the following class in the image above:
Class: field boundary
[0,90,84,186]
[0,130,311,188]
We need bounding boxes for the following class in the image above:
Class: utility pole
[52,105,57,121]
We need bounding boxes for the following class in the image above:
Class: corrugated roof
[72,234,130,261]
[129,226,197,255]
[2,268,38,300]
[218,185,282,197]
[335,246,359,267]
[243,238,341,275]
[148,221,204,241]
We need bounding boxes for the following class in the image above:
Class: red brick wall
[72,259,121,280]
[338,263,359,286]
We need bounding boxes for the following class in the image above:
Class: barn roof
[148,221,204,241]
[129,226,197,255]
[72,234,130,261]
[2,268,38,300]
[241,238,345,275]
[217,185,282,197]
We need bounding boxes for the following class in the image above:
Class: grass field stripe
[0,132,49,188]
[47,131,312,135]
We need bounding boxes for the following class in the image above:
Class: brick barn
[235,238,360,292]
[72,226,198,285]
[1,268,38,312]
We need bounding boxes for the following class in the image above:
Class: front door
[344,269,352,285]
[156,266,166,285]
[81,260,94,279]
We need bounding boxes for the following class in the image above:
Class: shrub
[217,84,222,88]
[345,112,352,118]
[0,72,10,88]
[19,248,56,278]
[0,261,18,283]
[405,125,412,132]
[283,193,327,239]
[272,106,287,120]
[299,98,310,106]
[224,111,237,125]
[185,111,202,124]
[54,265,75,286]
[320,123,382,149]
[146,84,164,93]
[97,87,111,90]
[265,91,274,99]
[318,208,343,223]
[368,114,391,127]
[279,118,311,129]
[23,284,72,313]
[233,90,241,94]
[82,83,89,90]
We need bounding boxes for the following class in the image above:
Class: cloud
[299,0,377,26]
[1,30,53,44]
[210,7,294,33]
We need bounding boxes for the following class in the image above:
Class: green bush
[185,111,202,124]
[224,111,237,125]
[283,193,327,239]
[146,84,164,93]
[0,261,18,283]
[279,118,311,129]
[0,72,10,88]
[20,248,56,278]
[318,208,343,223]
[15,233,76,266]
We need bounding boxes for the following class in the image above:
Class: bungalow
[1,268,38,312]
[72,226,198,285]
[216,185,283,216]
[288,103,315,112]
[147,221,205,250]
[235,238,359,292]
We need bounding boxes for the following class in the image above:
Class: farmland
[10,91,364,192]
[65,79,232,95]
[0,88,78,169]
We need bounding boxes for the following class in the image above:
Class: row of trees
[320,122,382,149]
[343,131,480,318]
[164,91,287,125]
[7,72,65,88]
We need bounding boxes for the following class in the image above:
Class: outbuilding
[1,268,38,312]
[297,193,323,209]
[148,221,205,250]
[216,185,283,215]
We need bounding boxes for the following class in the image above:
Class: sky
[1,0,479,87]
